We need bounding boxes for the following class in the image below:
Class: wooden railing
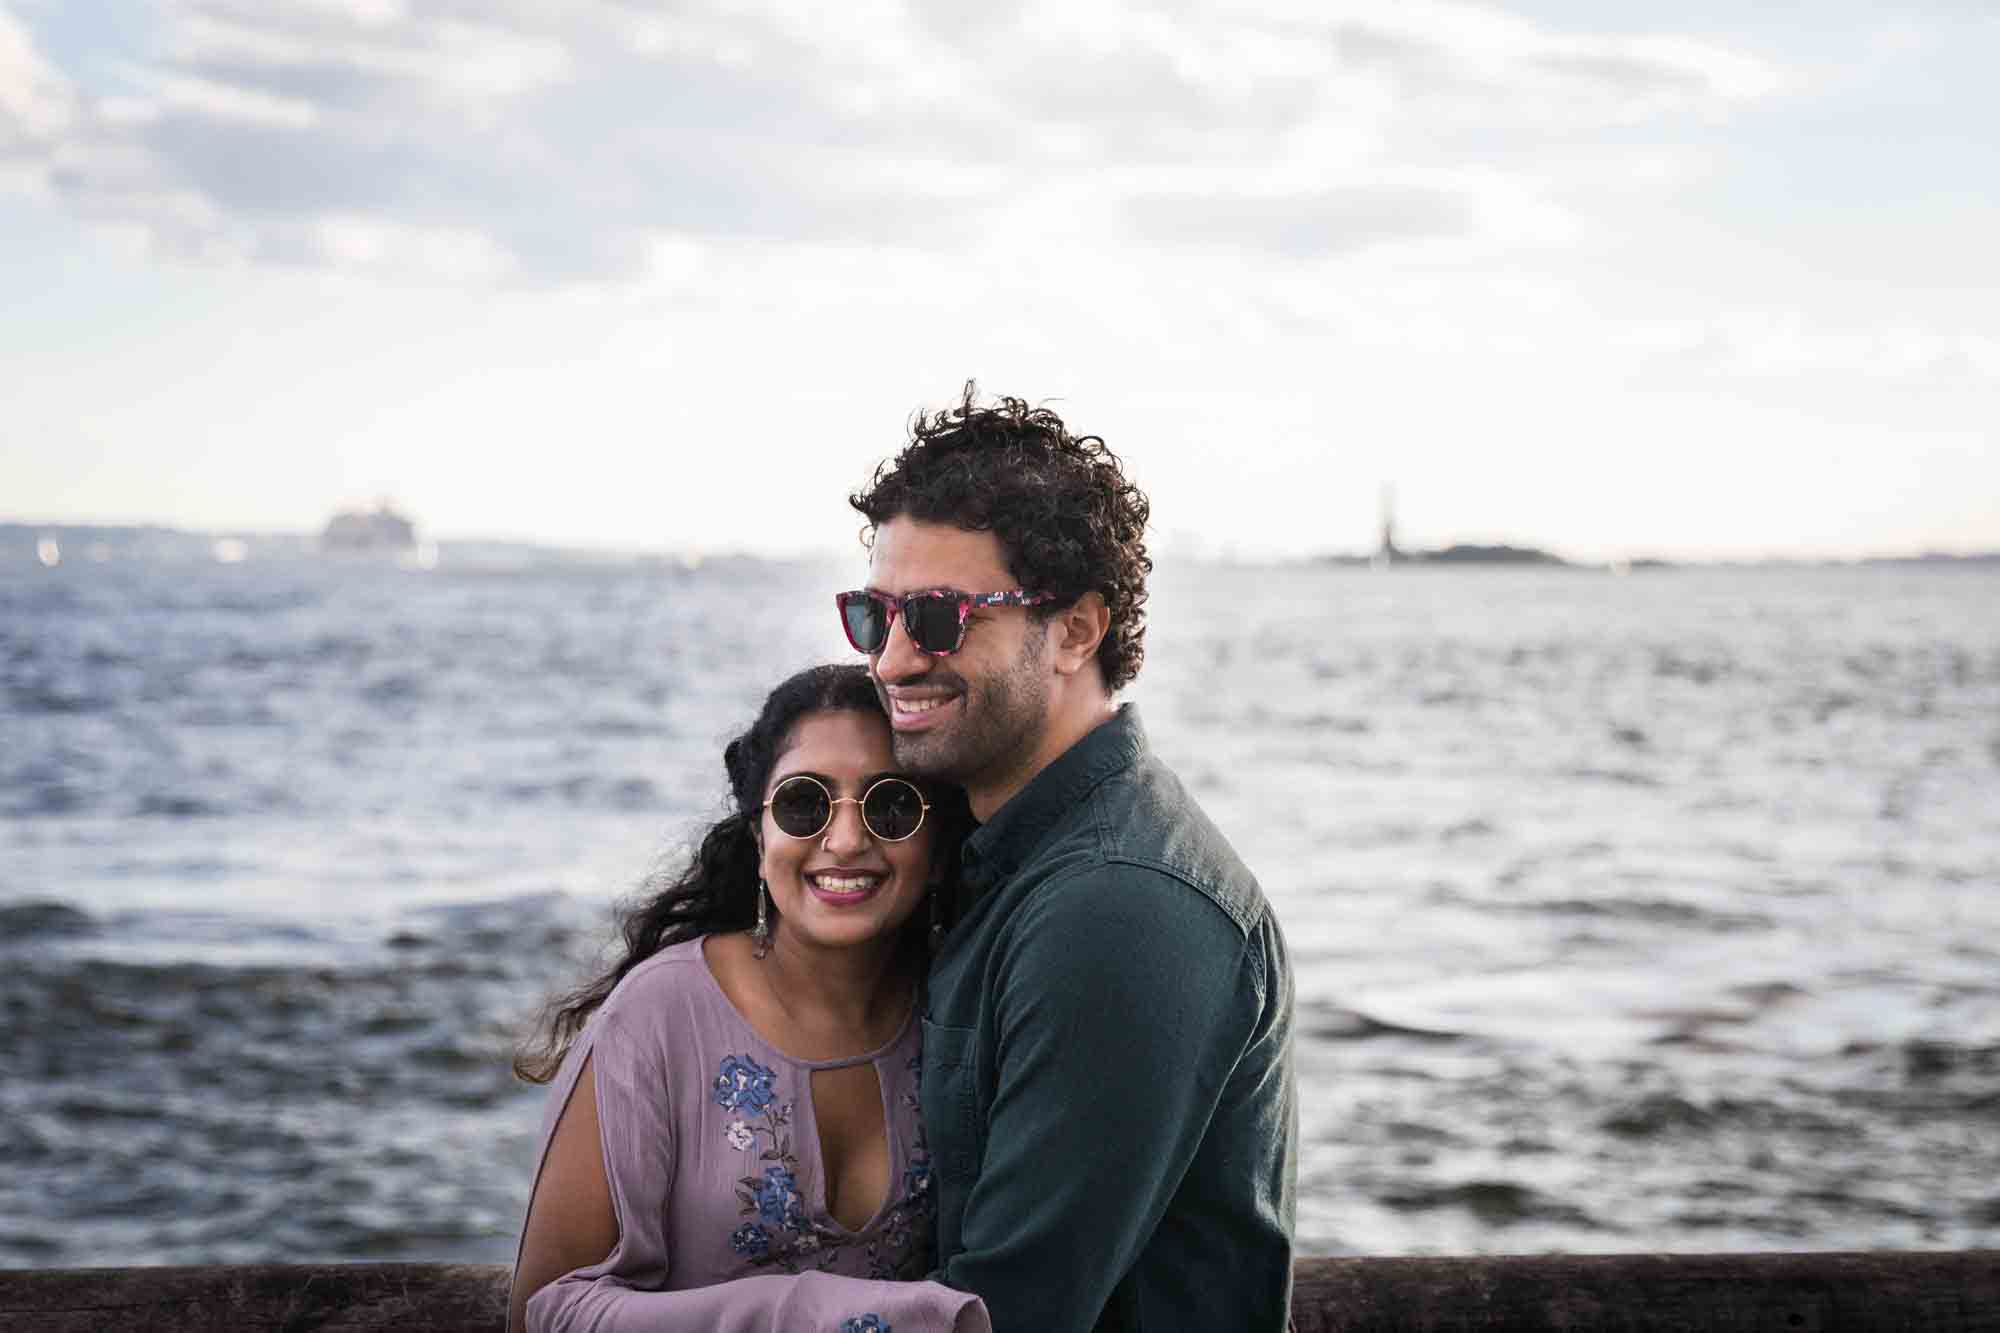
[1,1251,1995,1331]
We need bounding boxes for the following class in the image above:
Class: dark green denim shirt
[923,705,1297,1332]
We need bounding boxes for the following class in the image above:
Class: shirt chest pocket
[919,1019,985,1185]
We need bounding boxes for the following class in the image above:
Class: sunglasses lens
[839,592,888,652]
[902,593,965,655]
[768,777,830,838]
[863,779,927,841]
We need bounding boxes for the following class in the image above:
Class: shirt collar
[961,703,1146,894]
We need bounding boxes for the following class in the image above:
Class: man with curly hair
[839,385,1297,1331]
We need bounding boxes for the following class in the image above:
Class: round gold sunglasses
[761,774,930,842]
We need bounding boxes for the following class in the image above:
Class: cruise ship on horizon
[320,500,418,554]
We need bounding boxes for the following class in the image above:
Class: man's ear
[1048,592,1111,679]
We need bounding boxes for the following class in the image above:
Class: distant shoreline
[1312,542,2000,570]
[4,521,1996,571]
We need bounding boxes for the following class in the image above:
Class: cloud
[130,67,321,128]
[169,2,571,100]
[1324,6,1789,135]
[1130,182,1473,255]
[0,0,1794,280]
[1634,312,2000,382]
[305,213,514,280]
[0,4,76,184]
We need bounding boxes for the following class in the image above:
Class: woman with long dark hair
[510,664,988,1332]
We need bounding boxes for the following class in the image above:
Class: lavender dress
[519,938,987,1333]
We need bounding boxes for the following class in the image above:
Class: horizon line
[4,517,1997,569]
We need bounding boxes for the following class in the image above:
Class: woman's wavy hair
[849,382,1153,691]
[513,663,970,1083]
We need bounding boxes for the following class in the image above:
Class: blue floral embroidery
[721,1054,828,1274]
[717,1050,932,1281]
[753,1165,805,1229]
[840,1317,890,1333]
[714,1054,778,1112]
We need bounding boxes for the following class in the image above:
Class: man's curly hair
[849,382,1152,691]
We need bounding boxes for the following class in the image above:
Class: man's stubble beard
[889,627,1050,792]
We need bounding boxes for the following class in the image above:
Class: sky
[2,0,1997,562]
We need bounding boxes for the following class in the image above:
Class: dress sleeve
[525,1011,988,1333]
[529,1269,987,1333]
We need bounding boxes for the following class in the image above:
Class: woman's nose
[821,798,871,854]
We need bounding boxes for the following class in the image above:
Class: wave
[134,792,227,819]
[0,900,97,939]
[1300,1001,1465,1046]
[1517,897,1774,932]
[1374,1180,1610,1229]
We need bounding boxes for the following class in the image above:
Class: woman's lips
[805,871,885,905]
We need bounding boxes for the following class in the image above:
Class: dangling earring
[928,886,944,952]
[752,878,771,959]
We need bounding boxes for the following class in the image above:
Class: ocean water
[3,537,1997,1267]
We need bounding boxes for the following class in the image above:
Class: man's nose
[872,607,930,683]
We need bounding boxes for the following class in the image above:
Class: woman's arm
[510,1053,617,1333]
[530,1268,986,1333]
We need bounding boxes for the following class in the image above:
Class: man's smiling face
[863,517,1052,800]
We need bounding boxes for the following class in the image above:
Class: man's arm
[936,866,1262,1331]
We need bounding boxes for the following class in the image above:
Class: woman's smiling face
[757,708,935,954]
